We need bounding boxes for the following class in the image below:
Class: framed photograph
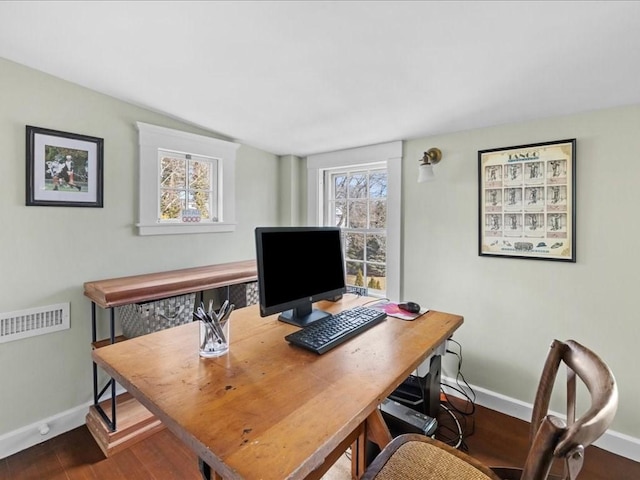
[478,139,576,262]
[26,125,104,207]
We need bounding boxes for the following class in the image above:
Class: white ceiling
[1,1,639,157]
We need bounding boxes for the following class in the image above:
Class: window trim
[136,122,239,236]
[307,141,402,301]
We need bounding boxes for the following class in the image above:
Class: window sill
[136,222,237,236]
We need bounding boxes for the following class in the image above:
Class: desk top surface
[92,295,463,479]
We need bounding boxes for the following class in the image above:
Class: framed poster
[478,139,576,262]
[26,125,104,207]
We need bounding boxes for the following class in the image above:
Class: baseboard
[442,375,640,462]
[0,402,88,460]
[0,384,128,460]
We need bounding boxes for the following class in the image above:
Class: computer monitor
[255,226,346,327]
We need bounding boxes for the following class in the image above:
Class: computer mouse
[398,301,420,314]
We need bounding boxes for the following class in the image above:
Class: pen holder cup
[199,319,230,358]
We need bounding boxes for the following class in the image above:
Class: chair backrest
[519,339,618,480]
[362,433,503,480]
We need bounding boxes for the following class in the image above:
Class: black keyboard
[285,306,387,354]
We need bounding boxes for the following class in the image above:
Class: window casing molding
[307,141,402,301]
[136,122,239,236]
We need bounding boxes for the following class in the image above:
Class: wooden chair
[361,339,618,480]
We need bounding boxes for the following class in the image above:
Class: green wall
[0,58,279,436]
[2,54,639,453]
[401,105,640,439]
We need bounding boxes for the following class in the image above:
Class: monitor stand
[278,302,330,327]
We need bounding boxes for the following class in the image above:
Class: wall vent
[0,303,70,344]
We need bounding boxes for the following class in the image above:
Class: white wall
[402,105,640,439]
[0,58,280,438]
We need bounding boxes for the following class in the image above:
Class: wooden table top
[84,259,257,308]
[91,295,463,479]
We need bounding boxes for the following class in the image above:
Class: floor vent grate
[0,303,70,343]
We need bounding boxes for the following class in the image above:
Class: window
[307,141,402,300]
[158,150,218,222]
[325,165,388,296]
[136,122,239,235]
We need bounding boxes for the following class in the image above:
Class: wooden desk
[92,295,463,479]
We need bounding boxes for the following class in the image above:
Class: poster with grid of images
[478,139,576,262]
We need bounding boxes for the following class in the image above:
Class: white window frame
[136,122,239,236]
[307,141,402,301]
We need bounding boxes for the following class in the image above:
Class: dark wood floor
[2,402,638,479]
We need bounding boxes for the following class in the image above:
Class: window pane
[160,156,186,188]
[347,200,367,228]
[369,172,387,198]
[366,234,386,264]
[369,199,386,228]
[348,173,367,199]
[189,190,211,220]
[331,200,346,227]
[365,263,386,293]
[345,232,364,262]
[333,174,347,199]
[189,160,211,190]
[346,261,365,287]
[160,190,185,219]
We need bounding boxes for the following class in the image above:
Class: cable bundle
[435,339,477,451]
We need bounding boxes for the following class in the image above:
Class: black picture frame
[478,139,576,262]
[26,125,104,207]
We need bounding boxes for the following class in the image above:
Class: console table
[84,259,257,456]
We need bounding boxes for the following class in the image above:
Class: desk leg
[198,458,222,480]
[350,409,393,479]
[351,429,367,479]
[365,409,392,449]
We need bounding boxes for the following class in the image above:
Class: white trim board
[442,375,640,462]
[0,401,88,460]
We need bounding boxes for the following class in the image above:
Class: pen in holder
[194,300,234,358]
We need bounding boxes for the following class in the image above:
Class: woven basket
[118,293,196,338]
[228,281,259,309]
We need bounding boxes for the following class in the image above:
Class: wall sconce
[418,148,442,183]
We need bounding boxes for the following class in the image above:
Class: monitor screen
[255,226,346,327]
